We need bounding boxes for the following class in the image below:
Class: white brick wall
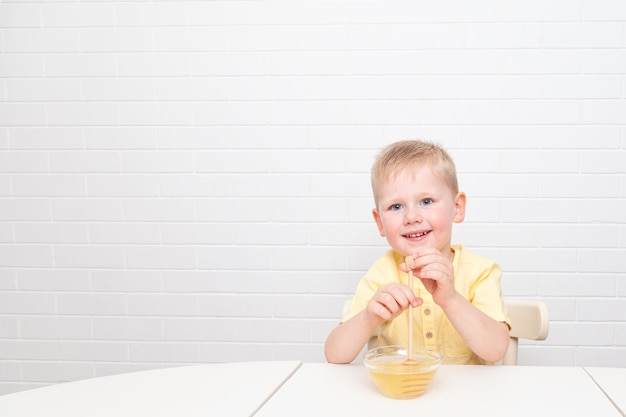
[1,0,625,394]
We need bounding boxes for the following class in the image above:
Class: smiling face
[372,165,466,257]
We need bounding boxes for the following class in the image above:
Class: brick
[1,0,626,391]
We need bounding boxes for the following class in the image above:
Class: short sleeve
[456,249,510,328]
[342,251,400,323]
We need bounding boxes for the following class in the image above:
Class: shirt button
[426,332,433,339]
[424,308,431,315]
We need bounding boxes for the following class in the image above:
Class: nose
[404,205,423,224]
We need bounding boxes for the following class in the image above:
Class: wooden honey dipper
[404,255,418,365]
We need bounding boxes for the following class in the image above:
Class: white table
[0,361,301,417]
[586,367,626,416]
[255,363,622,417]
[1,361,622,417]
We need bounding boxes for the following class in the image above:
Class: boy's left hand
[402,248,456,308]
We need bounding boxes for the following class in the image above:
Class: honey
[365,355,439,399]
[364,346,441,399]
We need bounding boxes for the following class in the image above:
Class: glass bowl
[363,345,442,399]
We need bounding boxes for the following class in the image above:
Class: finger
[380,286,416,311]
[418,278,438,294]
[411,252,446,269]
[419,262,453,280]
[368,303,394,321]
[399,253,421,272]
[371,289,396,311]
[410,297,424,308]
[393,284,420,303]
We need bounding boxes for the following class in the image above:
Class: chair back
[503,299,549,365]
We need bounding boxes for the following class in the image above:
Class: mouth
[403,230,431,239]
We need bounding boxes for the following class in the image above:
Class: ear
[372,208,385,237]
[453,192,466,223]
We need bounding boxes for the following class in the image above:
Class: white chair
[502,299,549,366]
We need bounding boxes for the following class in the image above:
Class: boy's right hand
[365,283,423,328]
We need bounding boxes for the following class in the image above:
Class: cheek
[379,213,399,232]
[432,211,454,228]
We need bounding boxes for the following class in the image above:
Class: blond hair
[371,140,458,206]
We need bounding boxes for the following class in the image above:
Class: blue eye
[421,198,433,206]
[390,203,403,211]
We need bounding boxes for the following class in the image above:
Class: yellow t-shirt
[344,245,510,365]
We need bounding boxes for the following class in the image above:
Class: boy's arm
[325,283,422,364]
[405,249,509,362]
[439,293,510,362]
[324,309,379,364]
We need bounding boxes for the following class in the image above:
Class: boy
[324,140,510,365]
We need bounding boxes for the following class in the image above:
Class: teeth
[406,232,427,238]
